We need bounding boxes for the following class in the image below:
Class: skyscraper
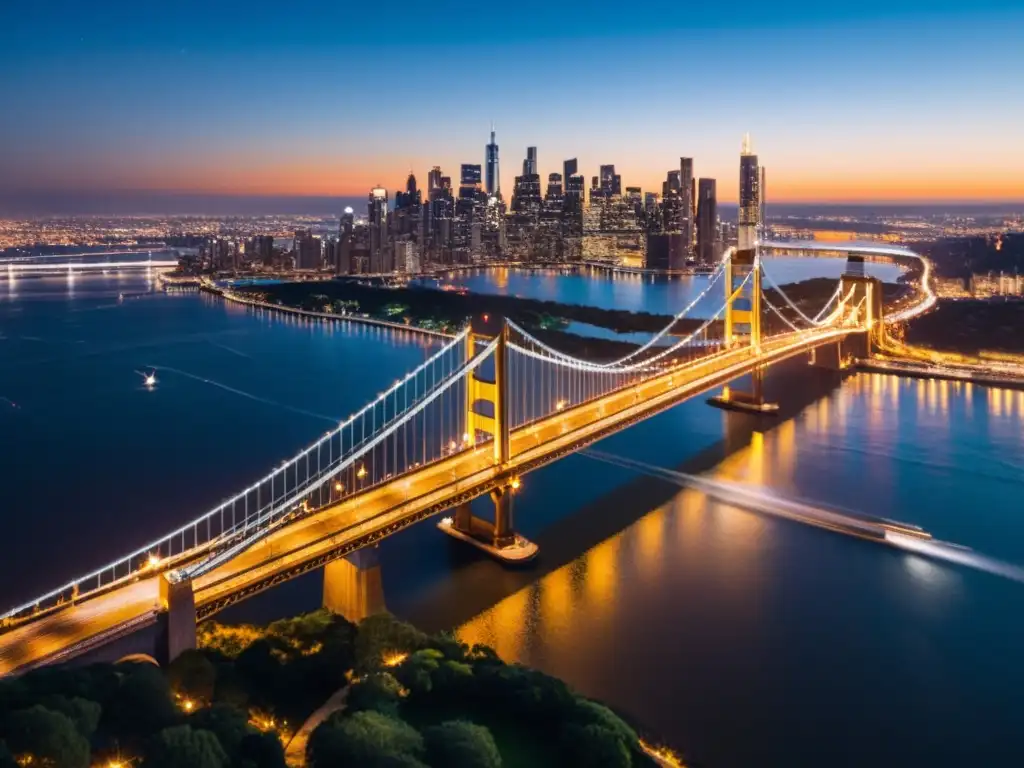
[485,127,500,197]
[524,146,538,176]
[680,157,695,258]
[460,164,482,187]
[338,206,355,275]
[696,178,718,265]
[563,158,578,183]
[759,166,767,235]
[738,133,760,252]
[368,186,390,273]
[293,229,322,270]
[427,166,443,192]
[599,165,620,197]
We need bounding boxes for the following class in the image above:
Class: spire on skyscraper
[742,133,753,155]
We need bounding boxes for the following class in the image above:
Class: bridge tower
[444,320,538,562]
[724,246,762,349]
[466,325,510,466]
[710,245,777,414]
[840,272,884,354]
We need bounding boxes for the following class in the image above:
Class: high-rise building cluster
[202,133,763,275]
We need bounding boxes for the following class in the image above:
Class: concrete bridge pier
[322,547,387,623]
[809,340,847,370]
[708,366,779,415]
[441,487,538,563]
[491,486,516,548]
[157,572,196,665]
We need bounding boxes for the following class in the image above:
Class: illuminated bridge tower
[708,135,776,415]
[840,269,884,353]
[445,321,537,561]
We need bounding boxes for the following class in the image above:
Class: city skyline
[2,2,1023,206]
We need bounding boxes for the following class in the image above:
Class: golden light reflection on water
[457,374,1024,668]
[457,427,786,663]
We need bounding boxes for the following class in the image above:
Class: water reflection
[456,374,1024,766]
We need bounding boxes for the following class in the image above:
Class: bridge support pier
[809,340,845,370]
[322,547,386,623]
[707,366,779,415]
[157,573,196,665]
[439,485,538,564]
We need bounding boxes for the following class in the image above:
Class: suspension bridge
[0,241,936,675]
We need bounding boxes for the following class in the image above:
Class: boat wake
[582,449,1024,585]
[146,364,340,425]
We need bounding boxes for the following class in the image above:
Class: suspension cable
[760,262,843,327]
[509,247,734,369]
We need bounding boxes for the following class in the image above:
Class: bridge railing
[0,327,473,627]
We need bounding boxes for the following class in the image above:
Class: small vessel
[136,369,157,388]
[118,292,124,301]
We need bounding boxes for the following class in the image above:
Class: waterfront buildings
[184,135,776,276]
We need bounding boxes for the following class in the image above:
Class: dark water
[415,257,905,317]
[0,272,441,607]
[2,272,1022,767]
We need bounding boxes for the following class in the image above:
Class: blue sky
[2,0,1022,204]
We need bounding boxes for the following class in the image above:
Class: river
[1,266,1021,767]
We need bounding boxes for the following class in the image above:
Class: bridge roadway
[0,325,858,676]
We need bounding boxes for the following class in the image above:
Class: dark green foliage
[143,725,228,768]
[354,614,428,673]
[307,711,424,766]
[0,609,652,768]
[423,720,502,768]
[392,649,443,698]
[102,663,178,745]
[572,699,638,747]
[560,723,632,768]
[187,703,252,761]
[237,730,287,768]
[38,695,102,739]
[167,650,217,704]
[427,631,467,662]
[1,705,90,768]
[346,672,404,718]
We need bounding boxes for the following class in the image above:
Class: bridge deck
[0,327,856,675]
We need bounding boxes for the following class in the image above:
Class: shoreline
[198,278,457,340]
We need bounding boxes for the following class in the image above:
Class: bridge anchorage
[0,240,932,672]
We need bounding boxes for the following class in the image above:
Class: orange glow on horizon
[25,152,1024,203]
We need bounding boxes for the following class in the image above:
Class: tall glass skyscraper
[485,127,499,197]
[738,134,760,252]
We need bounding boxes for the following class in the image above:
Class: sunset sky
[2,0,1023,206]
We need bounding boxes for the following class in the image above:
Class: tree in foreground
[1,705,90,768]
[423,720,502,768]
[561,723,633,768]
[307,710,424,766]
[167,649,218,706]
[345,672,404,718]
[236,730,287,768]
[144,725,229,768]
